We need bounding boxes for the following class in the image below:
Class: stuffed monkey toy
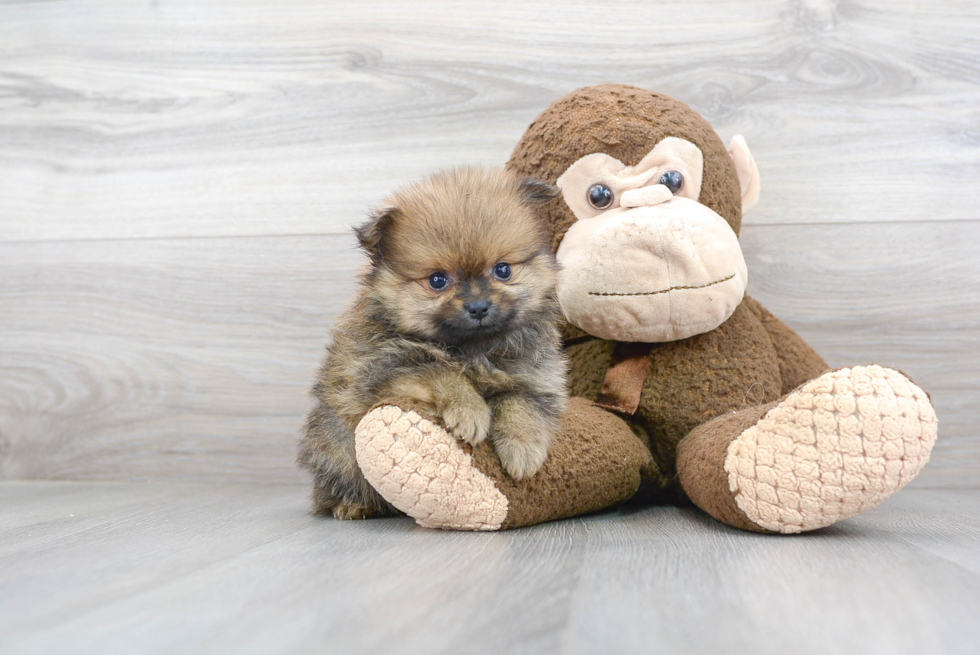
[351,85,938,533]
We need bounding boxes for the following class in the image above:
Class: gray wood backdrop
[1,0,978,487]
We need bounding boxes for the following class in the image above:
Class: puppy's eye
[492,262,512,281]
[428,272,450,291]
[659,170,683,194]
[587,184,614,209]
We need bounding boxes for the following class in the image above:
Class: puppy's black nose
[464,299,492,320]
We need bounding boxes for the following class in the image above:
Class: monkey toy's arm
[741,295,829,395]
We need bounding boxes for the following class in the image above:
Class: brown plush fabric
[506,84,745,250]
[465,397,654,529]
[637,300,782,479]
[742,296,830,394]
[675,400,781,533]
[594,342,654,414]
[564,300,782,487]
[501,85,847,532]
[563,337,616,400]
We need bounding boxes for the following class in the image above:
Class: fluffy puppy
[298,167,569,519]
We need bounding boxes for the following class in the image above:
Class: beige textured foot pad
[354,406,509,531]
[725,365,938,533]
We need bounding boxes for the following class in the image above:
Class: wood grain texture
[1,221,976,485]
[0,235,364,482]
[740,220,980,487]
[0,0,978,242]
[1,482,978,655]
[0,0,978,486]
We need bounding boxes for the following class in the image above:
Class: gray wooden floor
[2,483,978,655]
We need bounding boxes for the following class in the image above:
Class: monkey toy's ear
[517,177,561,205]
[354,205,398,262]
[728,135,761,214]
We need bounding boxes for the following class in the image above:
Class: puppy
[297,166,569,519]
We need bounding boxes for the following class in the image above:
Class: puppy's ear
[518,177,560,205]
[354,205,398,262]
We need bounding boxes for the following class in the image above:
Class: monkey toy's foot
[678,365,938,534]
[353,398,652,531]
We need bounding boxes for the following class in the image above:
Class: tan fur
[297,167,569,517]
[380,369,491,445]
[487,394,555,480]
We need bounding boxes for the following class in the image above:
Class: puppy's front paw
[493,432,549,481]
[332,502,377,520]
[442,401,491,446]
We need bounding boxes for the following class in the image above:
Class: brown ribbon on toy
[593,341,654,415]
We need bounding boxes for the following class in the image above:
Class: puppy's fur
[298,167,568,519]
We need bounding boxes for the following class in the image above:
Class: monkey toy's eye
[428,272,450,291]
[492,262,512,281]
[587,184,614,209]
[659,170,684,194]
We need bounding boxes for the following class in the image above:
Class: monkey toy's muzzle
[555,196,748,343]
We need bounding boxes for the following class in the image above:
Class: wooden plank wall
[1,0,978,486]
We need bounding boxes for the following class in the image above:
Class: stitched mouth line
[588,272,737,297]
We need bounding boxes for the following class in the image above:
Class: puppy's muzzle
[464,299,492,321]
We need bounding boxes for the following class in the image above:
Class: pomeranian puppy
[297,166,568,519]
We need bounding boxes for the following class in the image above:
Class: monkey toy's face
[553,135,757,343]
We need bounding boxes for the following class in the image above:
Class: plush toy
[352,84,938,533]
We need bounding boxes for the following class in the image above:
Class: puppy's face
[356,167,559,345]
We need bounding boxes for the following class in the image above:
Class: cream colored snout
[555,194,748,343]
[619,184,674,209]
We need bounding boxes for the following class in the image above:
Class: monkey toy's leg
[353,397,652,531]
[676,365,938,533]
[354,366,937,533]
